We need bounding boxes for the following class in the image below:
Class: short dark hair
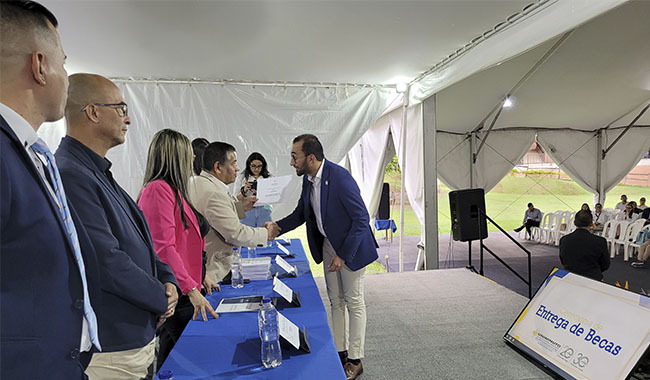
[293,134,324,161]
[203,142,236,171]
[574,210,593,228]
[595,203,602,207]
[191,137,209,175]
[527,203,533,207]
[1,1,59,49]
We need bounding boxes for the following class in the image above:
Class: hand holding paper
[256,176,292,205]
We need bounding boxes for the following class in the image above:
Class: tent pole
[422,95,439,270]
[602,102,650,159]
[399,89,409,273]
[596,129,604,204]
[473,101,505,162]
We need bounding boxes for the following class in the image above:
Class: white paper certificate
[256,175,292,205]
[273,276,293,303]
[277,312,300,349]
[275,255,295,274]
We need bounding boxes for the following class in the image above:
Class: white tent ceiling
[436,0,650,133]
[46,0,532,85]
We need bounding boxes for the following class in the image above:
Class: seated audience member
[514,203,542,239]
[642,207,650,221]
[188,142,279,283]
[56,74,179,379]
[591,203,609,228]
[581,203,590,212]
[234,152,273,227]
[631,240,650,268]
[617,203,639,222]
[138,129,220,368]
[629,200,642,214]
[615,194,628,211]
[639,197,648,210]
[559,210,610,281]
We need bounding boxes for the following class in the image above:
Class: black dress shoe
[514,226,524,233]
[344,361,363,380]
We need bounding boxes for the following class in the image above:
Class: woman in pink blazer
[138,129,219,368]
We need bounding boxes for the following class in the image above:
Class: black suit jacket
[55,136,178,351]
[1,117,101,380]
[559,228,610,281]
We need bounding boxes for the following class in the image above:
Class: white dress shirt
[307,160,327,238]
[0,103,92,352]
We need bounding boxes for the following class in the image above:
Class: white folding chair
[623,220,648,261]
[602,219,619,256]
[611,220,630,258]
[552,211,571,246]
[540,211,559,244]
[558,212,576,241]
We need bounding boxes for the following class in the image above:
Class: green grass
[281,173,648,277]
[385,172,649,234]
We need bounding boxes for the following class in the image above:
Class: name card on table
[278,311,311,353]
[275,255,297,277]
[272,275,302,309]
[277,243,292,256]
[273,276,293,302]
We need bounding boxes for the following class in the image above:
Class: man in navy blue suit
[273,134,378,380]
[55,73,179,379]
[0,2,102,379]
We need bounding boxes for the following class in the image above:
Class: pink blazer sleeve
[138,180,200,294]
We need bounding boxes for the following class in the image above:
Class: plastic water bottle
[259,297,282,368]
[247,246,256,258]
[158,369,174,380]
[231,247,244,288]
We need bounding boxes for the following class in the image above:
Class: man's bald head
[65,73,131,157]
[65,73,120,123]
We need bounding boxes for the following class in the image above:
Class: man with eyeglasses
[1,2,103,379]
[268,134,378,380]
[55,73,179,379]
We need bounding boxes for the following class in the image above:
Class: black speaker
[377,183,390,220]
[449,188,487,242]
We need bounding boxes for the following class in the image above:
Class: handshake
[264,221,281,241]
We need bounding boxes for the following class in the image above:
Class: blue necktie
[31,138,101,351]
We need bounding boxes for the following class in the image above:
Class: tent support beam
[422,95,439,270]
[473,101,504,163]
[602,102,650,159]
[471,31,574,133]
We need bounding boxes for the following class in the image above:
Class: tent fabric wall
[537,126,650,202]
[346,115,395,221]
[436,129,535,192]
[38,82,399,219]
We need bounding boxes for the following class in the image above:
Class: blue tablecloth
[375,219,397,233]
[158,239,345,380]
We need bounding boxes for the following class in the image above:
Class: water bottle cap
[232,247,238,251]
[262,297,272,303]
[159,369,174,379]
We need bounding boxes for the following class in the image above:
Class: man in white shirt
[514,203,542,239]
[188,142,279,283]
[615,194,628,211]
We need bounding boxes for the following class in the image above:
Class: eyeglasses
[290,154,306,164]
[82,102,128,117]
[250,164,263,169]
